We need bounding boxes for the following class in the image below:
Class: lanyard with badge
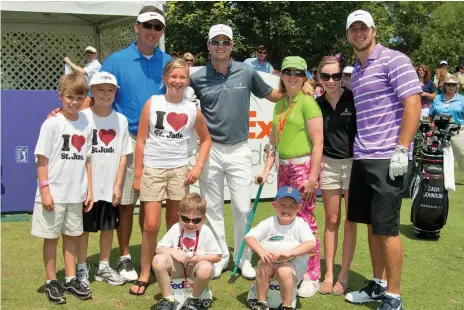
[178,229,200,297]
[275,101,297,169]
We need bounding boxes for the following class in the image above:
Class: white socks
[99,260,109,270]
[77,263,87,271]
[374,277,387,288]
[121,254,131,260]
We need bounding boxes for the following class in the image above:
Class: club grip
[257,176,263,184]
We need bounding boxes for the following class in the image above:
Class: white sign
[188,67,280,199]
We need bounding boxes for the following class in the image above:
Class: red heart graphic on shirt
[167,112,188,132]
[71,135,85,152]
[98,129,116,146]
[182,237,196,250]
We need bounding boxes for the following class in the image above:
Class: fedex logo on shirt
[60,134,85,160]
[91,129,115,154]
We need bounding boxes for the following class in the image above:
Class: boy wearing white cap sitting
[245,187,317,310]
[64,46,102,82]
[76,72,133,287]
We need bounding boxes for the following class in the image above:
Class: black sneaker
[345,280,386,304]
[44,280,66,304]
[156,297,179,310]
[251,301,269,310]
[378,295,403,310]
[62,278,92,300]
[116,257,138,282]
[277,303,294,310]
[184,297,202,310]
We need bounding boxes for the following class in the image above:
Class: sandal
[332,281,348,296]
[129,280,149,296]
[318,281,333,295]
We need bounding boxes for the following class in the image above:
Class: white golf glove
[389,145,409,180]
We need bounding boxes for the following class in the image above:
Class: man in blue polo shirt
[190,24,283,280]
[244,45,274,74]
[96,5,172,289]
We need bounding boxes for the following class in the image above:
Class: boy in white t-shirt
[75,72,132,286]
[245,187,316,310]
[152,193,222,310]
[32,72,94,304]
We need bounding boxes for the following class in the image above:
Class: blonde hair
[279,77,315,97]
[180,193,206,216]
[58,72,88,96]
[182,52,195,64]
[162,59,190,89]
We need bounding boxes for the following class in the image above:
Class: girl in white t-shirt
[130,59,212,296]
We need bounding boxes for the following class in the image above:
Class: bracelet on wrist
[39,181,49,189]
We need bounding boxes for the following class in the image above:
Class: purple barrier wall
[1,90,61,212]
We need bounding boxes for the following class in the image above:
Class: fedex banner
[0,71,279,212]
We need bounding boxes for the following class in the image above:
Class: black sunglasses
[282,69,306,77]
[209,40,232,47]
[140,22,164,31]
[445,83,457,87]
[320,72,343,81]
[180,215,203,224]
[184,58,194,62]
[257,51,267,55]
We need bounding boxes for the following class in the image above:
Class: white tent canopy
[1,1,166,90]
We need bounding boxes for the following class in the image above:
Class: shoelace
[119,259,135,271]
[77,268,88,280]
[185,298,201,309]
[359,280,377,293]
[158,298,171,307]
[72,278,90,291]
[51,281,65,295]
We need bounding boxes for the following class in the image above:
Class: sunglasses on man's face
[140,22,164,31]
[282,69,306,77]
[320,72,343,81]
[445,83,457,87]
[257,51,267,55]
[180,215,203,224]
[209,40,232,47]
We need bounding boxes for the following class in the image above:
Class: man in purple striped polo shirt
[343,10,421,310]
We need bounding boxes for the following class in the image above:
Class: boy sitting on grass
[152,193,222,310]
[245,186,316,310]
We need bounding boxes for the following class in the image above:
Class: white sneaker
[297,279,320,298]
[212,258,229,279]
[77,266,89,286]
[95,265,126,286]
[345,280,386,304]
[116,257,138,282]
[239,259,256,280]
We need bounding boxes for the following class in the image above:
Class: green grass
[2,170,464,309]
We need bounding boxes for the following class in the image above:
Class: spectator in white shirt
[64,46,102,82]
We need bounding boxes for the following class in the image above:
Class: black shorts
[347,159,410,236]
[83,201,120,232]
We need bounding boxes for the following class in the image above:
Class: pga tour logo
[15,146,28,163]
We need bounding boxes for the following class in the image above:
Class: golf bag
[410,114,460,239]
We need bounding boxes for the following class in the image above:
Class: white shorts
[31,202,83,239]
[320,156,353,190]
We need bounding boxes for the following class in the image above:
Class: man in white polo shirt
[64,46,101,82]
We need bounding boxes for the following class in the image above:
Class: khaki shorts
[31,202,83,239]
[320,156,353,190]
[140,166,189,202]
[120,134,138,205]
[451,129,464,172]
[170,260,201,279]
[258,258,308,283]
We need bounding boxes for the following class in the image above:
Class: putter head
[228,275,237,284]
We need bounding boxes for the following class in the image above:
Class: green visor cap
[281,56,307,71]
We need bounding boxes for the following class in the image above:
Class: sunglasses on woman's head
[320,72,343,81]
[180,215,203,224]
[445,83,457,87]
[140,22,164,31]
[209,40,232,47]
[282,69,306,77]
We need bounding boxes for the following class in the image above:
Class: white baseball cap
[137,11,165,25]
[85,46,97,53]
[439,60,448,65]
[208,24,233,40]
[89,71,119,88]
[343,66,354,74]
[346,10,375,30]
